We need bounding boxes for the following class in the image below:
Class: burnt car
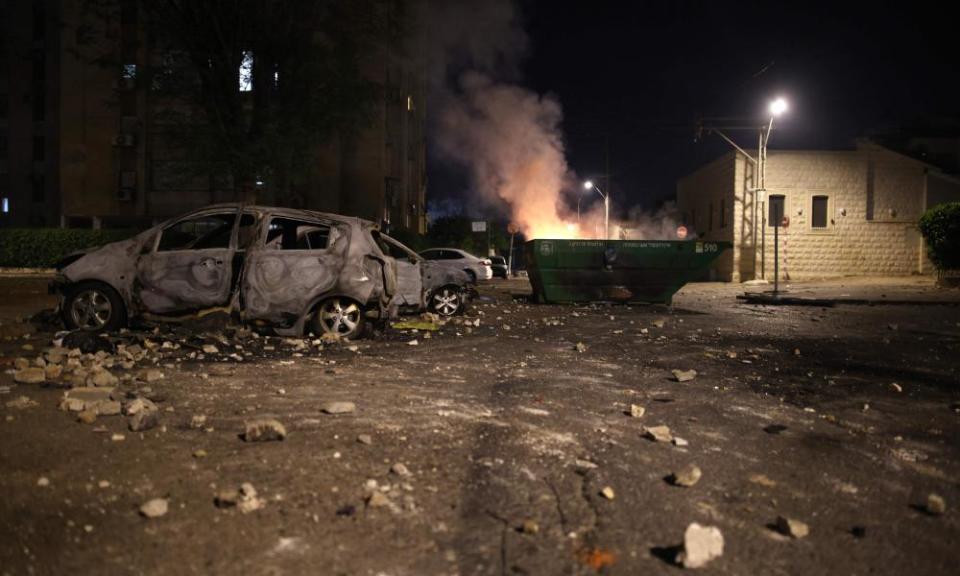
[51,204,472,339]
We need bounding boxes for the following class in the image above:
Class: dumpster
[524,239,731,304]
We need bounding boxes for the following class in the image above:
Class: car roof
[171,203,378,229]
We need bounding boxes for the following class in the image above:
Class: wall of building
[1,0,61,228]
[676,151,736,280]
[682,142,951,282]
[2,0,428,235]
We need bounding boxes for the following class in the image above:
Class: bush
[0,228,140,268]
[918,202,960,270]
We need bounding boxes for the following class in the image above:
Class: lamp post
[583,180,610,240]
[762,97,788,295]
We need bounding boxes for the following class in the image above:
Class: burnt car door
[134,207,243,314]
[240,214,350,325]
[375,232,423,308]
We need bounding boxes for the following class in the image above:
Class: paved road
[1,277,958,575]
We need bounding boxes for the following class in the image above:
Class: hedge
[918,202,960,271]
[0,228,140,268]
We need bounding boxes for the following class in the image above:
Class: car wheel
[62,282,127,332]
[312,297,365,339]
[430,286,463,316]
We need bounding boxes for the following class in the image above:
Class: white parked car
[418,248,493,282]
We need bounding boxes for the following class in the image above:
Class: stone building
[677,140,960,282]
[0,0,426,233]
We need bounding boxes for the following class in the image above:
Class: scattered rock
[5,396,38,409]
[77,410,98,424]
[357,434,372,445]
[629,404,645,418]
[670,464,702,487]
[391,463,412,477]
[62,331,115,354]
[926,493,946,516]
[215,483,265,513]
[677,523,724,569]
[365,491,391,508]
[142,369,165,383]
[243,418,287,442]
[123,397,158,416]
[574,459,599,473]
[90,370,119,387]
[321,401,356,415]
[202,344,220,354]
[749,474,777,487]
[671,369,697,382]
[643,425,673,443]
[129,410,159,432]
[652,319,666,328]
[407,339,419,346]
[37,476,50,487]
[14,367,45,384]
[44,364,63,380]
[193,449,208,458]
[139,498,169,518]
[775,516,810,539]
[600,486,615,500]
[574,342,588,353]
[520,519,540,534]
[61,387,115,412]
[889,382,903,393]
[672,437,689,447]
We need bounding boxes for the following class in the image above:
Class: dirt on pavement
[1,276,959,575]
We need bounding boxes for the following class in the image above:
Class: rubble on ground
[677,523,724,568]
[243,418,287,442]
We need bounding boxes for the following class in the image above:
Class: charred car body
[51,204,472,338]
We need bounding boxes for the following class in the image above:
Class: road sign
[471,221,487,232]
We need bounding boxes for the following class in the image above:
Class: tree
[918,202,960,271]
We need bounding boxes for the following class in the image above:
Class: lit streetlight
[583,180,610,240]
[760,96,788,295]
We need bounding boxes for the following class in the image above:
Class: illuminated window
[406,95,413,111]
[239,51,253,92]
[2,197,9,213]
[812,195,829,228]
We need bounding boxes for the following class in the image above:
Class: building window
[768,194,785,227]
[812,195,829,229]
[238,51,253,92]
[32,174,45,203]
[122,63,137,80]
[1,197,9,214]
[720,198,726,228]
[33,135,45,161]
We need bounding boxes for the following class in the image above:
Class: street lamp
[583,180,610,240]
[760,97,788,295]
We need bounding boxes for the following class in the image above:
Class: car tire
[62,281,127,332]
[311,297,365,339]
[430,285,464,316]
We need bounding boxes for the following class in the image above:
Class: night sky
[438,1,959,214]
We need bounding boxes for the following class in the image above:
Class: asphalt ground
[1,276,958,575]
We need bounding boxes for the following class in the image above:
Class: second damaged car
[51,204,473,338]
